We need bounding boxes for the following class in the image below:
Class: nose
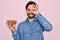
[30,10,33,13]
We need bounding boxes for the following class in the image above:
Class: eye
[27,9,30,11]
[32,9,35,11]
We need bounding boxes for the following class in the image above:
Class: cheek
[26,11,30,14]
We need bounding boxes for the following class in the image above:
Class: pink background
[0,0,60,40]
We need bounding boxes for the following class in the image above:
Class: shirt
[12,13,52,40]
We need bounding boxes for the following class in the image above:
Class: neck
[28,18,35,22]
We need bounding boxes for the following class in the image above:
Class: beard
[27,13,35,19]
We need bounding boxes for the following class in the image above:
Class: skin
[6,3,39,33]
[26,4,39,22]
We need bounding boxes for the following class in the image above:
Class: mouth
[29,14,34,17]
[27,13,35,19]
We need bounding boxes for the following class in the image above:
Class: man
[6,1,52,40]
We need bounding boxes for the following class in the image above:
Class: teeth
[29,15,33,16]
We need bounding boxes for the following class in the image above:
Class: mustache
[27,13,35,15]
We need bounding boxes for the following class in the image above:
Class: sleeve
[12,23,23,40]
[36,13,53,32]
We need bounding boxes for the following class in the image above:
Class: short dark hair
[25,1,36,10]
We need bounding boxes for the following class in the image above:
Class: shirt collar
[25,18,38,23]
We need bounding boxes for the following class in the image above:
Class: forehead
[27,4,36,9]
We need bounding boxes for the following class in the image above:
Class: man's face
[26,4,37,19]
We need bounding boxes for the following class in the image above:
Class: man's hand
[6,20,17,33]
[32,3,39,15]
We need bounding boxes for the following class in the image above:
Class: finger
[35,2,39,8]
[32,3,39,9]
